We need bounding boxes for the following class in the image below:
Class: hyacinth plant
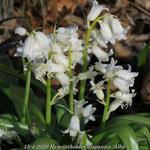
[0,0,150,149]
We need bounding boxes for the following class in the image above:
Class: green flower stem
[46,77,52,125]
[101,79,111,125]
[21,63,31,123]
[79,16,104,100]
[69,48,74,112]
[82,131,87,150]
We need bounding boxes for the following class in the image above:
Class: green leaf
[137,127,150,149]
[108,114,150,127]
[113,125,139,150]
[82,131,87,150]
[0,115,40,136]
[138,44,150,67]
[54,99,69,123]
[28,137,59,150]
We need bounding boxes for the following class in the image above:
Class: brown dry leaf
[115,0,129,8]
[141,74,150,104]
[113,42,135,59]
[48,0,87,13]
[62,14,85,27]
[135,0,150,11]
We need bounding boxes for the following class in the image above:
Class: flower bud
[99,22,112,41]
[87,0,108,21]
[15,27,27,36]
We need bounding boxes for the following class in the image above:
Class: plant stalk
[69,48,74,112]
[21,64,31,123]
[101,79,111,125]
[46,77,51,125]
[79,16,104,100]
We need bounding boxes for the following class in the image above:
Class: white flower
[111,18,126,40]
[91,29,107,48]
[74,100,87,117]
[89,42,113,62]
[83,104,96,123]
[95,58,123,79]
[87,0,108,21]
[90,80,105,101]
[112,65,138,92]
[31,63,47,84]
[72,52,83,66]
[63,115,80,137]
[103,14,127,41]
[112,77,133,92]
[47,60,65,73]
[116,67,138,81]
[50,41,63,54]
[16,31,50,61]
[95,62,107,74]
[22,36,43,61]
[56,27,78,42]
[34,32,50,59]
[52,54,69,68]
[58,83,78,98]
[74,100,96,123]
[78,66,97,80]
[109,90,136,113]
[56,26,83,52]
[69,38,83,52]
[14,27,27,36]
[99,21,112,42]
[55,73,69,87]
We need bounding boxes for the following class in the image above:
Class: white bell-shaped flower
[116,67,138,81]
[112,77,133,92]
[103,14,127,41]
[87,0,108,21]
[63,115,80,137]
[83,104,96,123]
[47,60,65,73]
[52,54,69,68]
[109,91,136,113]
[90,80,105,101]
[72,52,83,66]
[15,27,27,36]
[50,42,63,54]
[18,31,50,61]
[23,35,43,61]
[89,42,113,62]
[99,22,112,42]
[34,32,50,59]
[78,66,97,80]
[32,63,47,84]
[111,18,127,40]
[55,73,70,87]
[74,100,87,117]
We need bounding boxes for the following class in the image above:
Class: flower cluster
[63,100,95,145]
[14,0,138,145]
[15,26,83,96]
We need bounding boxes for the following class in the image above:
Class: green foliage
[92,114,150,150]
[137,44,150,68]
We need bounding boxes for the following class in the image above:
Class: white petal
[47,61,65,73]
[15,27,27,36]
[99,22,112,41]
[109,99,122,113]
[87,0,108,21]
[52,54,68,68]
[55,73,69,86]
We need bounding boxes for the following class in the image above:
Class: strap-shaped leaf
[108,114,150,127]
[113,125,139,150]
